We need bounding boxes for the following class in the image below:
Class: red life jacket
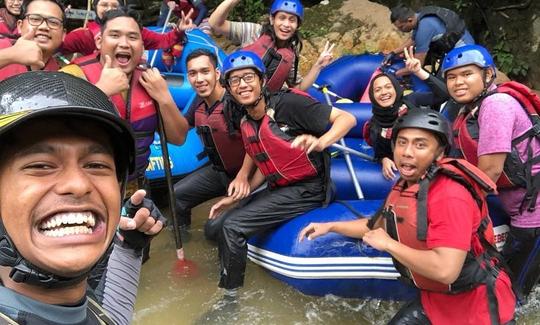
[0,56,60,81]
[240,107,319,187]
[243,34,295,92]
[72,53,157,178]
[0,8,18,38]
[195,98,245,177]
[382,158,505,293]
[453,81,540,211]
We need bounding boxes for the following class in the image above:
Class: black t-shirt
[269,91,332,137]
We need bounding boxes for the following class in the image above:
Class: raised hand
[96,55,129,96]
[403,46,421,73]
[117,189,166,250]
[177,8,196,32]
[11,28,44,68]
[315,41,335,68]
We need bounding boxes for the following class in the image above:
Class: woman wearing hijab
[365,47,448,180]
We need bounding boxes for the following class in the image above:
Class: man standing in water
[443,44,540,298]
[205,50,356,299]
[299,109,516,324]
[61,9,189,195]
[0,71,164,325]
[173,49,252,232]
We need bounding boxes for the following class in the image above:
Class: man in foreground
[0,71,164,324]
[299,109,516,324]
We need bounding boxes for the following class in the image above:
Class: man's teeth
[42,226,93,237]
[40,212,96,232]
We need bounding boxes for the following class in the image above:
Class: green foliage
[492,34,529,79]
[453,0,471,12]
[206,0,267,22]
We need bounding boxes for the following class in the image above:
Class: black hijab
[368,73,406,128]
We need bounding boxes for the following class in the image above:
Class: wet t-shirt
[477,90,540,227]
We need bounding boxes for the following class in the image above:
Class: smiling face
[445,65,493,104]
[97,16,143,75]
[187,55,221,99]
[95,0,120,19]
[372,76,397,108]
[227,67,263,106]
[270,11,298,42]
[393,128,443,186]
[5,0,22,15]
[17,0,65,59]
[0,119,121,277]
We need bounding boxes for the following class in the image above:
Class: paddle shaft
[155,103,184,257]
[321,87,365,199]
[150,7,173,68]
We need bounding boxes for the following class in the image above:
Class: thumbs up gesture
[96,55,130,96]
[8,28,44,68]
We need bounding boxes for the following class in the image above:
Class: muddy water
[133,200,540,325]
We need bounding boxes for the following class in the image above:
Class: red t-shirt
[420,176,516,325]
[61,21,183,56]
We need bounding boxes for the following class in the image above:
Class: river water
[133,200,540,325]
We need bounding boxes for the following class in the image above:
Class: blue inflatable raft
[248,54,512,300]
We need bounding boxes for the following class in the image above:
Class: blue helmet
[442,45,496,77]
[223,50,266,79]
[270,0,304,22]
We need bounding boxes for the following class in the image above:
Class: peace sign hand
[403,46,421,73]
[177,8,196,32]
[315,41,335,68]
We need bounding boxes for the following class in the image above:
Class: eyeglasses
[227,72,257,87]
[24,14,63,30]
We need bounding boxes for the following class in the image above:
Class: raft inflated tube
[248,199,418,300]
[145,128,208,182]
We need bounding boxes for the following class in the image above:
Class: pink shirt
[477,90,540,227]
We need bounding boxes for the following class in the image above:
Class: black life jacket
[417,6,466,57]
[195,99,246,177]
[453,81,540,212]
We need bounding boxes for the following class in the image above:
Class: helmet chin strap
[240,80,267,111]
[469,68,495,107]
[0,220,107,289]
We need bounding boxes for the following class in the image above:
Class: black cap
[0,71,136,180]
[392,109,453,153]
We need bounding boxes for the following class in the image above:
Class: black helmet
[392,109,453,153]
[0,71,136,180]
[0,71,136,288]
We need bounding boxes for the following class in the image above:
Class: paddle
[150,7,173,67]
[319,84,365,199]
[146,6,198,276]
[155,102,198,276]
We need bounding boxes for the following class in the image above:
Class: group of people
[0,0,537,324]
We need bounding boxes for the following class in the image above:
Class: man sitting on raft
[205,50,356,299]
